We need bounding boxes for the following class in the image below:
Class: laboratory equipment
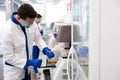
[52,46,87,80]
[52,58,87,80]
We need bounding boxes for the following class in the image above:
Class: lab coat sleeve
[2,32,26,69]
[33,22,47,50]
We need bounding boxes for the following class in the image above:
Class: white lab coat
[33,23,42,46]
[2,18,47,80]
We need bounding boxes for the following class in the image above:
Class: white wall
[89,0,100,80]
[90,0,120,80]
[100,0,120,80]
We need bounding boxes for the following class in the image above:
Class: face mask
[37,20,41,24]
[21,24,30,28]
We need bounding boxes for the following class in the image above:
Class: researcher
[34,13,43,35]
[2,3,54,80]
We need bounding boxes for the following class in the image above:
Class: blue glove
[42,47,54,59]
[54,33,57,38]
[26,59,42,67]
[34,66,38,73]
[40,30,43,36]
[78,46,89,57]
